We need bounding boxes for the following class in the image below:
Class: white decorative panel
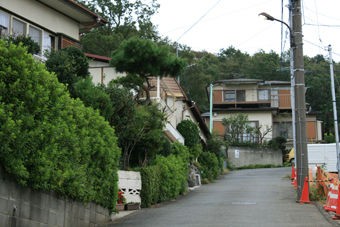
[118,170,141,204]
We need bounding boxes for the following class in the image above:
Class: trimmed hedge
[0,40,121,211]
[140,165,161,208]
[140,143,189,207]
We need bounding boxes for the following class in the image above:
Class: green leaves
[176,119,200,148]
[111,37,185,77]
[0,40,120,211]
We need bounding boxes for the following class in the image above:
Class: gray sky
[152,0,340,62]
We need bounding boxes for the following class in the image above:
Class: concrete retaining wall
[228,146,283,168]
[0,166,111,227]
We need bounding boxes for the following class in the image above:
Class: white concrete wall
[88,61,126,85]
[118,171,141,204]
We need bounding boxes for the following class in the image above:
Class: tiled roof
[85,53,111,62]
[149,77,185,98]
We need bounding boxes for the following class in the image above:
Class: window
[0,10,10,36]
[258,89,269,101]
[42,33,55,54]
[12,18,26,36]
[29,25,42,47]
[224,90,236,102]
[224,90,245,102]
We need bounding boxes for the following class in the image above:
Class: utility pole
[328,45,340,177]
[291,0,308,200]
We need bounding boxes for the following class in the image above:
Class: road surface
[111,167,336,227]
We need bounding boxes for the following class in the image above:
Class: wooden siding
[306,121,317,142]
[213,90,223,103]
[213,121,225,136]
[278,90,291,109]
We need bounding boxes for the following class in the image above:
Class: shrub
[155,154,188,202]
[45,46,89,96]
[6,35,40,54]
[198,152,220,182]
[0,40,120,212]
[176,120,200,148]
[140,165,161,208]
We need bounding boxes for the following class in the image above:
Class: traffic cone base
[332,185,340,220]
[299,177,310,203]
[291,165,296,180]
[324,183,338,212]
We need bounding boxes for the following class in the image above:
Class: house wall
[212,111,273,141]
[1,0,79,40]
[228,146,283,168]
[88,61,126,85]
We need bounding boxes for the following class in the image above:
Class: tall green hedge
[0,40,120,211]
[140,143,189,207]
[140,165,161,208]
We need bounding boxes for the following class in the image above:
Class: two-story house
[0,0,106,58]
[148,76,210,146]
[204,79,322,147]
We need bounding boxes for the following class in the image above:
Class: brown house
[203,79,322,147]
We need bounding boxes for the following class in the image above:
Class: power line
[304,23,340,28]
[176,0,223,42]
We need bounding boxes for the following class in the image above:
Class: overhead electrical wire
[176,0,223,42]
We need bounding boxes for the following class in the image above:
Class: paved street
[111,167,337,227]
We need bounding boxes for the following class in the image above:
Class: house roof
[85,53,111,62]
[36,0,106,27]
[161,77,185,98]
[213,79,290,86]
[213,79,263,85]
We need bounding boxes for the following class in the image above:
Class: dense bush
[0,40,120,211]
[45,46,89,96]
[176,119,200,148]
[198,152,220,182]
[155,154,188,202]
[140,165,161,208]
[6,35,40,54]
[140,142,189,207]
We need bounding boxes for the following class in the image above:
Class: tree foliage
[111,37,185,103]
[79,0,160,56]
[176,120,200,148]
[45,47,90,97]
[0,40,120,211]
[5,35,40,55]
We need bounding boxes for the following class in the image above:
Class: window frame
[258,89,270,101]
[12,17,27,37]
[224,90,245,102]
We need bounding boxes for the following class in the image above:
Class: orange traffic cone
[291,174,297,188]
[324,182,338,212]
[332,185,340,220]
[300,177,310,203]
[291,165,296,180]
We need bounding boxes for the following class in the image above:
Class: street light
[259,12,296,159]
[259,6,308,202]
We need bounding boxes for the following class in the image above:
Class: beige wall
[88,61,126,85]
[1,0,79,40]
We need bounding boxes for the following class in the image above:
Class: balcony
[212,89,292,110]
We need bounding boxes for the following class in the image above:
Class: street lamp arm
[258,12,294,47]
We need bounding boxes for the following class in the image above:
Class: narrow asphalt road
[110,167,337,227]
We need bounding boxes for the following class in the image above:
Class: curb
[314,201,340,226]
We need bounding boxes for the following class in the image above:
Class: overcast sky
[152,0,340,62]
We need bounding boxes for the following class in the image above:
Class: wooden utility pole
[291,0,308,200]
